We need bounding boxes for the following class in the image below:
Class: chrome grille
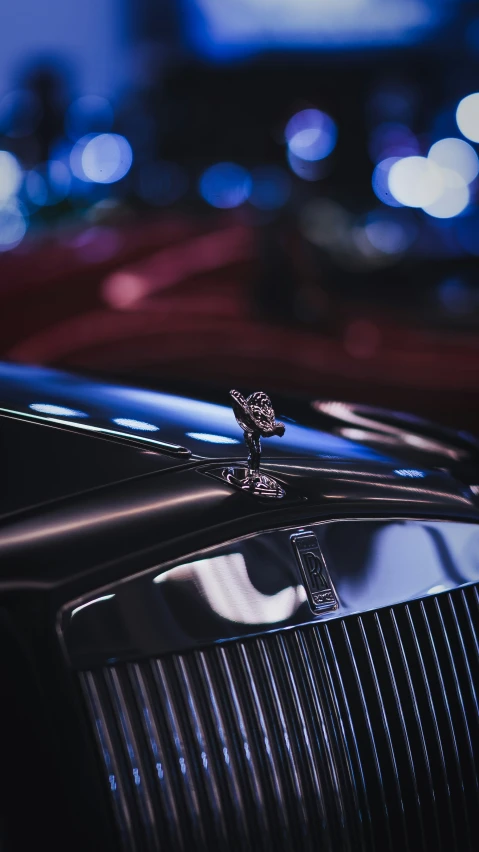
[81,585,479,851]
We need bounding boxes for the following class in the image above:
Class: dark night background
[0,0,478,431]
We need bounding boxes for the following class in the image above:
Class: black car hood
[0,362,478,522]
[0,362,395,464]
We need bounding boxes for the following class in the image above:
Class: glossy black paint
[0,457,476,589]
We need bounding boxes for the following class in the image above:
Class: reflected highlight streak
[154,553,307,624]
[314,401,466,460]
[0,489,227,550]
[71,594,115,618]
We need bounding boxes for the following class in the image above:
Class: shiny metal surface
[229,389,285,474]
[291,530,338,613]
[80,584,479,851]
[213,464,287,499]
[61,518,479,667]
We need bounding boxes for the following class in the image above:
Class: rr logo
[291,532,338,614]
[302,550,328,591]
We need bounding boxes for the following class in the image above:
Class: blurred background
[1,0,479,431]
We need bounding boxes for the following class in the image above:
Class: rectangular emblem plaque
[291,531,338,614]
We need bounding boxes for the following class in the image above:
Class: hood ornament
[227,390,286,498]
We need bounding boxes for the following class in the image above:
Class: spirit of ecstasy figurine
[228,390,286,498]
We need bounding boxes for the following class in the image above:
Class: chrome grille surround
[81,583,479,852]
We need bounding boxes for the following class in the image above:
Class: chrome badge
[227,389,286,498]
[291,531,338,613]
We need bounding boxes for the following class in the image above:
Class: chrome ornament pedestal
[223,465,286,499]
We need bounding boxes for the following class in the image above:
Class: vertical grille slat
[357,616,411,852]
[320,625,374,852]
[418,600,472,850]
[81,670,139,852]
[340,620,395,852]
[404,603,460,850]
[104,667,160,851]
[81,585,479,851]
[373,611,428,852]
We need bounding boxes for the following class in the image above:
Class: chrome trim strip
[0,407,190,456]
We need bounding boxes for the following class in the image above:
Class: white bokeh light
[0,200,27,251]
[82,134,133,184]
[0,151,22,202]
[456,93,479,143]
[428,138,479,185]
[422,169,469,219]
[71,133,133,184]
[388,156,444,208]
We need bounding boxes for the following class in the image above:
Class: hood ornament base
[223,465,286,499]
[226,390,286,498]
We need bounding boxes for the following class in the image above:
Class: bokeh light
[285,109,337,162]
[0,200,27,252]
[428,138,479,185]
[372,157,403,206]
[388,156,444,208]
[437,278,474,315]
[0,151,23,203]
[71,133,133,184]
[25,170,48,207]
[456,93,479,143]
[25,160,71,207]
[82,134,133,184]
[249,166,291,210]
[363,212,415,255]
[199,162,252,208]
[422,169,469,219]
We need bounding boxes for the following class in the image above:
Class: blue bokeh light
[285,109,337,162]
[371,157,403,207]
[199,162,252,209]
[25,160,71,207]
[437,278,474,315]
